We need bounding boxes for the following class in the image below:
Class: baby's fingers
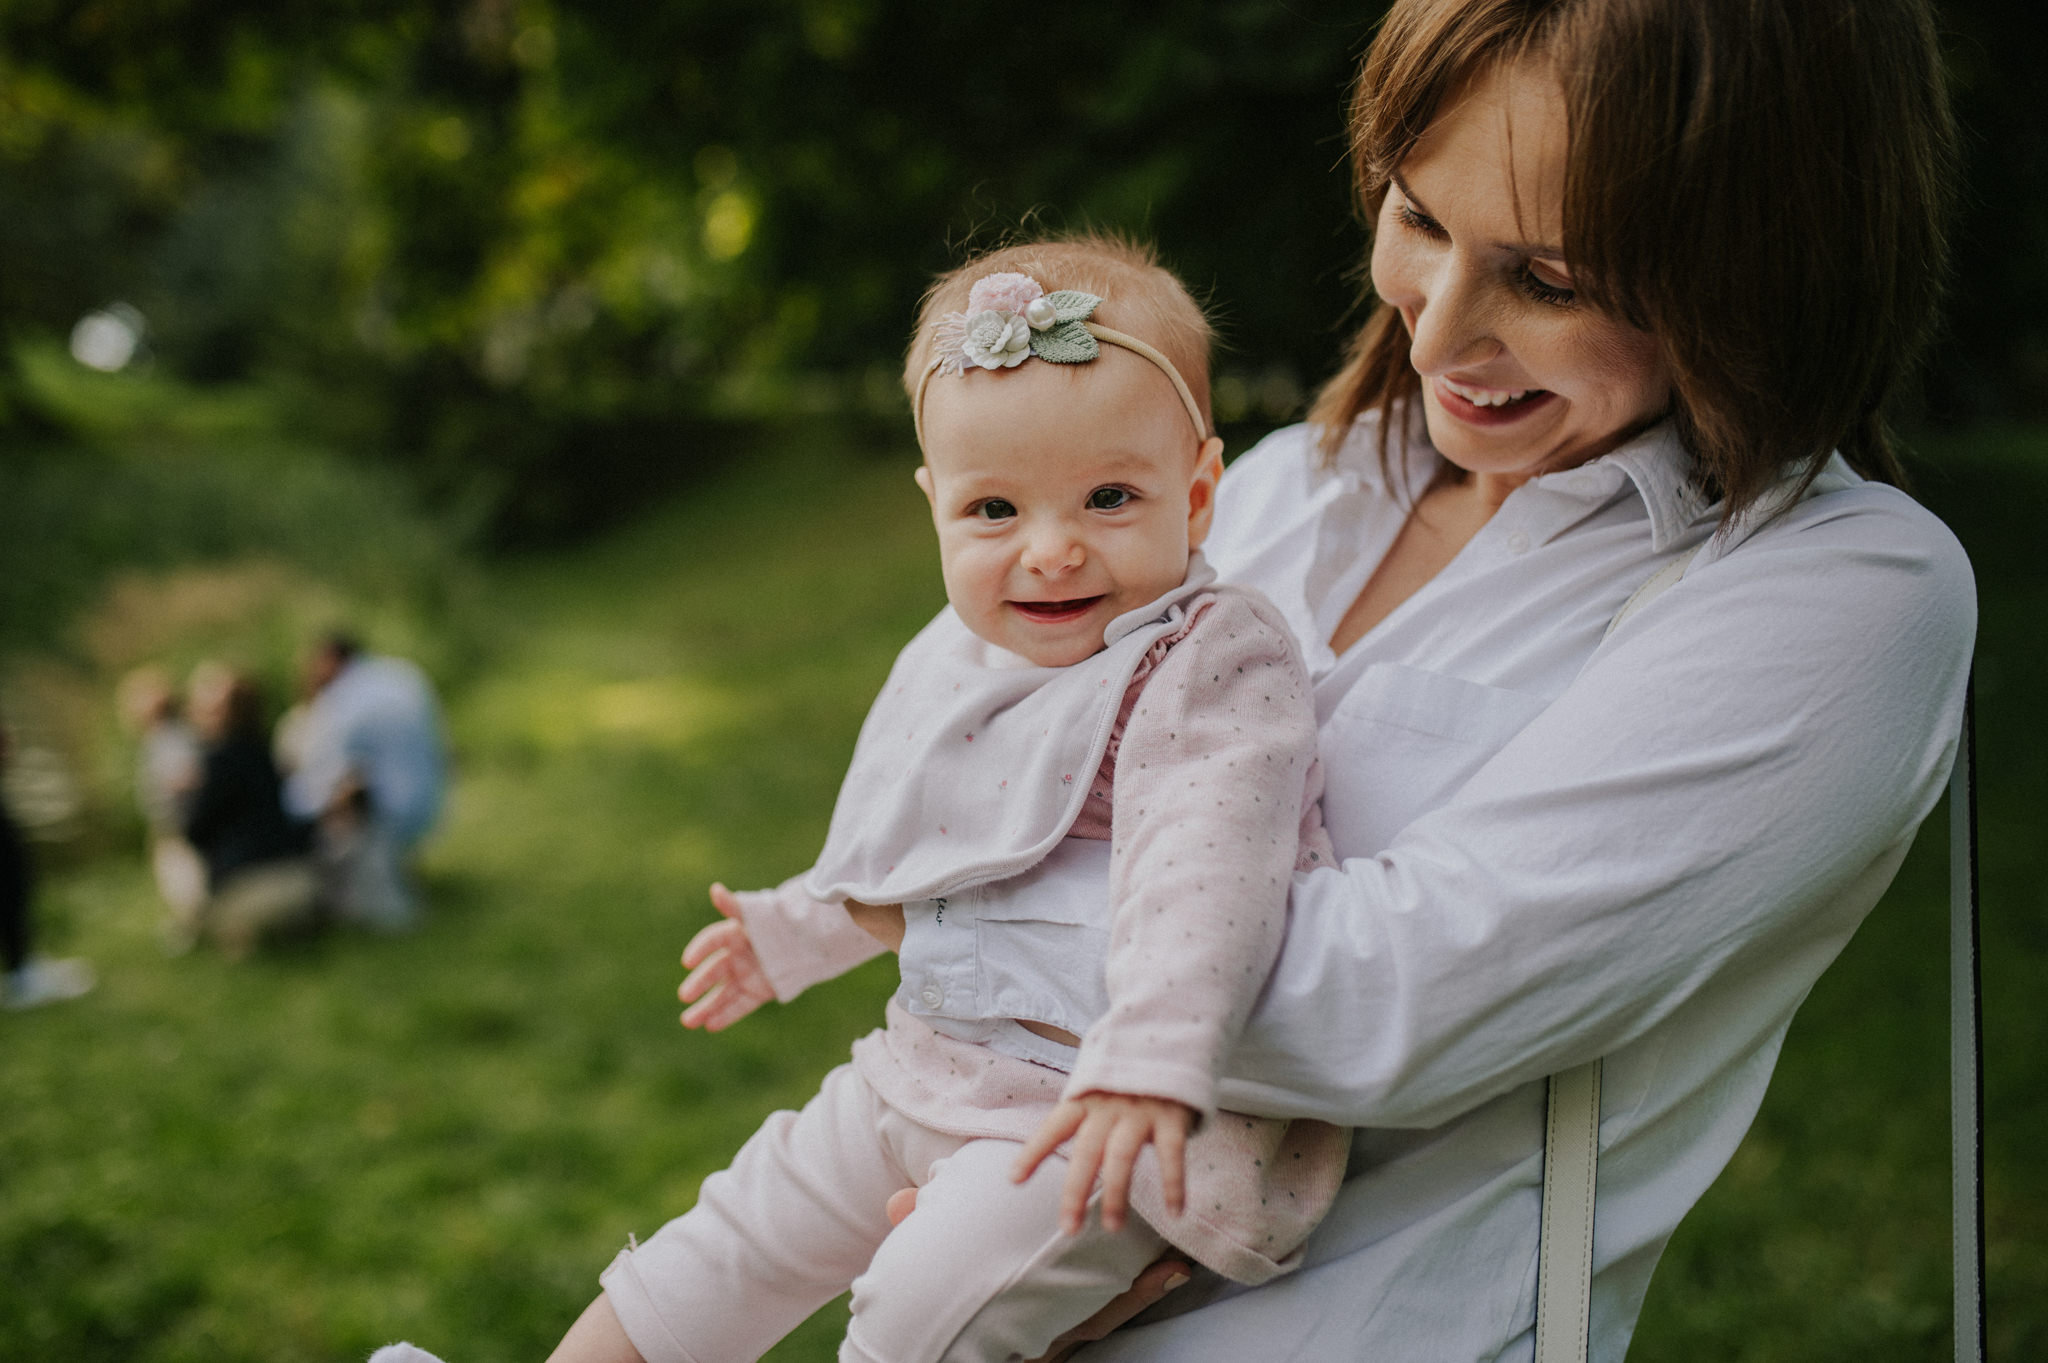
[678,948,730,1005]
[682,918,739,970]
[1096,1119,1148,1233]
[1155,1117,1187,1219]
[682,987,746,1031]
[1059,1119,1109,1236]
[707,882,744,920]
[1014,1102,1085,1187]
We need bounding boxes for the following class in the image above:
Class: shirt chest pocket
[969,838,1114,1035]
[1319,662,1553,854]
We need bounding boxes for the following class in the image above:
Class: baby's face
[917,347,1223,668]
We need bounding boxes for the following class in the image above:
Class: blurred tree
[1,0,2038,541]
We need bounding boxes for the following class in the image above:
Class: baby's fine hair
[904,234,1216,433]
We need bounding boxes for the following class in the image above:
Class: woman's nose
[1403,256,1499,378]
[1019,519,1084,576]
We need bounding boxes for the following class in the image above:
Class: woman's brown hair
[1309,0,1957,522]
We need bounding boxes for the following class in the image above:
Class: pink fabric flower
[966,272,1045,317]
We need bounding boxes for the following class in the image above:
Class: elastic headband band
[910,272,1209,451]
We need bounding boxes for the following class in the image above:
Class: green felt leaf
[1030,320,1100,364]
[1045,290,1102,324]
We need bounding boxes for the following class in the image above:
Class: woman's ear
[1185,436,1226,549]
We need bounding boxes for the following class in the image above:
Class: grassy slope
[2,425,2041,1361]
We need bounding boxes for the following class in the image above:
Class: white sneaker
[368,1346,448,1363]
[3,956,96,1010]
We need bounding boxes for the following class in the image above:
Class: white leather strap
[1534,542,1701,1363]
[1537,1061,1602,1363]
[1950,676,1985,1363]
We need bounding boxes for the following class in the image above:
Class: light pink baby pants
[600,1062,1168,1363]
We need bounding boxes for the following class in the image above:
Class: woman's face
[1370,57,1670,479]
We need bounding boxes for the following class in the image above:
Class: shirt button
[918,984,944,1008]
[1506,530,1531,554]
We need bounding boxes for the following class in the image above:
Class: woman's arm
[991,490,1974,1130]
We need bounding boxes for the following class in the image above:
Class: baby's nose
[1020,522,1085,574]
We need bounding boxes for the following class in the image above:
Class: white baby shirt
[736,563,1345,1282]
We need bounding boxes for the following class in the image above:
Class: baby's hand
[678,883,775,1032]
[1013,1092,1191,1236]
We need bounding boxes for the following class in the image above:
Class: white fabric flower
[960,309,1033,370]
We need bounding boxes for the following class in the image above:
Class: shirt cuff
[1062,1042,1217,1121]
[732,874,886,1002]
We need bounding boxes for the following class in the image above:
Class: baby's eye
[1087,487,1131,511]
[975,499,1017,521]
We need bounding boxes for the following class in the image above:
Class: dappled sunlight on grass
[462,671,754,756]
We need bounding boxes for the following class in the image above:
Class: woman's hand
[1014,1092,1191,1235]
[844,898,906,952]
[882,1187,1192,1363]
[678,883,775,1031]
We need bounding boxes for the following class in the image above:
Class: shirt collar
[1327,411,1711,552]
[1322,405,1442,501]
[1596,421,1712,551]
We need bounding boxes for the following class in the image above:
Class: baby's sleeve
[1062,592,1321,1120]
[732,874,888,1003]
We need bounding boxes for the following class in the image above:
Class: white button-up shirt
[986,416,1973,1361]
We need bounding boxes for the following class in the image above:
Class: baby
[376,237,1344,1363]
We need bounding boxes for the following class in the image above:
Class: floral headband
[913,271,1209,449]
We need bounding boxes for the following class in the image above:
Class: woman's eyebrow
[1389,169,1568,264]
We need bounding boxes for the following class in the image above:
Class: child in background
[377,236,1344,1363]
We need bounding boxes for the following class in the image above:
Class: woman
[182,664,318,958]
[912,0,1969,1358]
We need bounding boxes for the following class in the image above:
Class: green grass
[1,408,2042,1361]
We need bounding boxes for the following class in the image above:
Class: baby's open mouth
[1010,597,1104,623]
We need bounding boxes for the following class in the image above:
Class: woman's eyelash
[1395,203,1446,238]
[1401,200,1576,307]
[1519,268,1576,307]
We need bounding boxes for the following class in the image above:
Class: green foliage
[7,1,2039,536]
[0,2,1380,540]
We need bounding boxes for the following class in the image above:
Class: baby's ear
[1185,437,1225,548]
[913,464,936,507]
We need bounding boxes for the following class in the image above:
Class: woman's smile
[1433,377,1558,426]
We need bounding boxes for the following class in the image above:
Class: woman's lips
[1433,377,1557,427]
[1009,596,1104,624]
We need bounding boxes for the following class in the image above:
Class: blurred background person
[182,663,317,959]
[1,721,95,1010]
[284,633,446,933]
[116,664,209,946]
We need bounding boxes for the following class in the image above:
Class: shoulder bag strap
[1535,544,1699,1363]
[1951,672,1985,1363]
